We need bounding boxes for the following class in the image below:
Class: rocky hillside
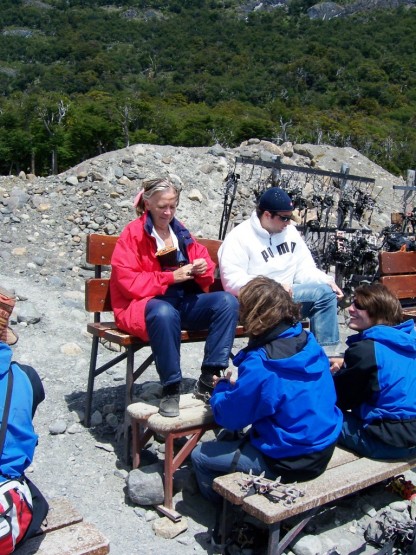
[0,139,407,292]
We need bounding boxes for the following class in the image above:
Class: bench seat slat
[378,251,416,275]
[18,521,110,555]
[87,321,248,346]
[213,455,416,526]
[40,497,83,534]
[380,275,416,300]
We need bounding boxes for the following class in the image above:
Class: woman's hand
[190,258,207,276]
[173,264,195,283]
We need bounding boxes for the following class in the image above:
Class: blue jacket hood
[0,342,13,377]
[233,322,325,377]
[347,319,416,355]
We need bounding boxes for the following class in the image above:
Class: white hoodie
[218,212,333,296]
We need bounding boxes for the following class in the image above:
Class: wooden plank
[198,238,222,266]
[86,233,118,266]
[326,446,360,470]
[128,393,206,418]
[211,447,360,507]
[86,234,222,268]
[380,275,416,300]
[213,454,416,525]
[378,250,416,275]
[85,279,112,312]
[243,456,416,525]
[18,521,110,555]
[40,497,83,534]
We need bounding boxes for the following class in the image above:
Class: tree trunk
[31,150,36,175]
[51,149,58,175]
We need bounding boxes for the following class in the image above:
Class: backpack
[0,478,33,553]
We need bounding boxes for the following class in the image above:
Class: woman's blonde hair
[135,178,181,216]
[239,276,301,337]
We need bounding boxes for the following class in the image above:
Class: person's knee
[316,284,337,305]
[214,291,239,314]
[191,443,202,467]
[145,301,179,325]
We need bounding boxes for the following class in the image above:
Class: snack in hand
[156,246,178,270]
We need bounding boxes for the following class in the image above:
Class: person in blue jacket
[331,282,416,459]
[0,343,45,480]
[191,276,343,504]
[0,339,48,550]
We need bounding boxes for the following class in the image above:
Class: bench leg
[274,508,319,554]
[268,522,281,555]
[131,419,154,470]
[123,346,135,462]
[85,335,99,427]
[156,425,218,521]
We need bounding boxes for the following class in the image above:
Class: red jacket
[109,213,215,341]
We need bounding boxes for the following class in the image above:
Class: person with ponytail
[110,177,239,417]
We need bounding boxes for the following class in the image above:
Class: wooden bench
[84,233,248,458]
[18,497,109,555]
[378,250,416,319]
[213,447,416,555]
[127,393,219,521]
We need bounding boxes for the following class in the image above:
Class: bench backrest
[378,250,416,302]
[85,233,223,316]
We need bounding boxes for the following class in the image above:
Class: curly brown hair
[239,276,301,337]
[353,282,403,326]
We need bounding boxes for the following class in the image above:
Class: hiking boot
[159,382,181,417]
[194,369,222,402]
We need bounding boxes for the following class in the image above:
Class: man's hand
[329,282,344,299]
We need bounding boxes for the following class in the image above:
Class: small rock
[67,423,83,434]
[60,342,83,355]
[389,501,408,512]
[49,420,67,435]
[66,175,79,186]
[90,411,103,426]
[362,503,377,517]
[153,516,188,539]
[292,535,323,555]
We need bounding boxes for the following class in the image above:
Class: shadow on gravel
[64,383,135,462]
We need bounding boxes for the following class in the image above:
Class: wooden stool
[127,393,219,521]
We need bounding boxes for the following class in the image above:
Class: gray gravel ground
[4,269,416,555]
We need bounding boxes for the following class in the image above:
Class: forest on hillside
[0,0,415,176]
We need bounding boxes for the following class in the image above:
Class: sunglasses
[352,298,365,310]
[272,213,292,222]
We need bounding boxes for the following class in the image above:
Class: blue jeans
[191,439,275,504]
[339,412,416,459]
[292,283,339,347]
[145,289,239,386]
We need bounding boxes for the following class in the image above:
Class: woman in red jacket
[110,178,239,418]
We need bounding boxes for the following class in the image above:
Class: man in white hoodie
[218,187,344,352]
